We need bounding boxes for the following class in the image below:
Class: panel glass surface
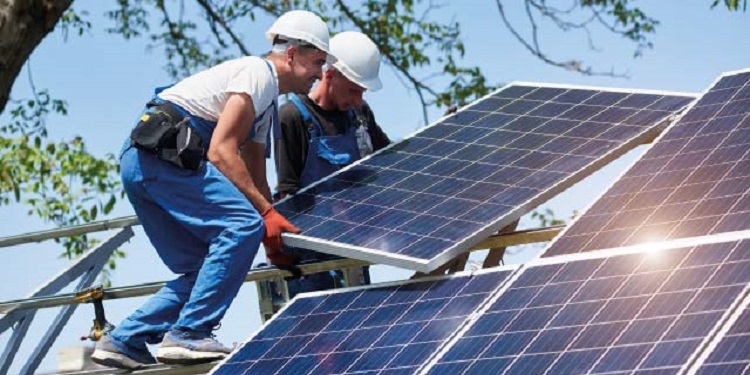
[694,303,750,375]
[278,84,694,271]
[210,269,513,375]
[426,240,750,375]
[546,70,750,257]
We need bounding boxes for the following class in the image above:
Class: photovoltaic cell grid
[692,298,750,375]
[545,70,750,257]
[425,239,750,375]
[210,269,514,375]
[278,83,695,272]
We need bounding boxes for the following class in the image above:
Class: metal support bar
[63,361,217,375]
[0,216,138,249]
[21,257,108,375]
[0,257,370,314]
[0,228,133,374]
[483,219,520,268]
[411,252,470,279]
[0,226,563,315]
[470,225,564,251]
[0,312,35,375]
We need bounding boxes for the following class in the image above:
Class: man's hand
[261,207,300,265]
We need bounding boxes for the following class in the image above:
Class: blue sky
[0,1,748,372]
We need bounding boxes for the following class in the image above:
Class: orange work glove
[261,207,301,266]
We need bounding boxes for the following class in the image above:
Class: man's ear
[285,45,297,64]
[323,68,335,80]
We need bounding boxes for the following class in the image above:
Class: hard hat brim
[266,31,331,54]
[333,61,382,92]
[359,76,383,92]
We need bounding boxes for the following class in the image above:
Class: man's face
[330,70,366,111]
[289,46,327,94]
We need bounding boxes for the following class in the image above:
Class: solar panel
[545,69,750,257]
[423,239,750,375]
[691,295,750,375]
[277,83,695,272]
[210,268,516,375]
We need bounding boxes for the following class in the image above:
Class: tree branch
[494,0,628,78]
[0,0,74,114]
[194,0,252,56]
[335,0,438,124]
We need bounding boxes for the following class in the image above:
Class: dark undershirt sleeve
[275,103,310,196]
[361,102,391,151]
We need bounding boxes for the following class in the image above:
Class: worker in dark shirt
[274,31,390,296]
[275,32,390,196]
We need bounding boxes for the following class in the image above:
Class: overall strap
[289,95,325,137]
[153,85,173,96]
[262,59,281,141]
[247,59,278,159]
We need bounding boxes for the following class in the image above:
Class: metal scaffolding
[0,216,561,375]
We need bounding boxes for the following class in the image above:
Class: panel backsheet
[426,240,750,375]
[210,269,513,375]
[546,71,750,257]
[278,84,694,271]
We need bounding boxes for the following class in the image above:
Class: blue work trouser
[111,141,264,348]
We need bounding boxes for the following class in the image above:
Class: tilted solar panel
[690,296,750,375]
[545,69,750,257]
[278,83,695,272]
[209,268,515,375]
[423,239,750,375]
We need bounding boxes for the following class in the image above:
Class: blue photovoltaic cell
[546,70,750,257]
[694,303,750,374]
[278,83,695,271]
[425,239,750,375]
[210,269,514,375]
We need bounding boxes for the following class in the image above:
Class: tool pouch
[130,104,205,170]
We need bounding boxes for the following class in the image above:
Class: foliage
[103,0,493,122]
[530,208,566,227]
[494,0,744,77]
[712,0,747,11]
[59,8,93,40]
[0,88,125,274]
[1,0,743,272]
[494,0,659,77]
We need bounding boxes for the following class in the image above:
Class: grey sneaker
[156,329,232,365]
[91,334,157,369]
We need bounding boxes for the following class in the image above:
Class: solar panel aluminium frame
[279,82,697,273]
[206,264,522,375]
[685,287,750,375]
[539,68,750,259]
[417,235,750,375]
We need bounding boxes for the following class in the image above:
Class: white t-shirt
[158,56,278,144]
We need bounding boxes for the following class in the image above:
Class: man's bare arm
[241,142,272,203]
[208,92,272,213]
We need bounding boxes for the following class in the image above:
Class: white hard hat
[330,31,382,91]
[266,10,331,53]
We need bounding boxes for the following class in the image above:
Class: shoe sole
[156,347,227,365]
[91,350,146,370]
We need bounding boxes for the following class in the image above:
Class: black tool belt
[130,101,205,170]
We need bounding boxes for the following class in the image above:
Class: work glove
[261,207,301,266]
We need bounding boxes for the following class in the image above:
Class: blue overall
[285,96,360,297]
[293,95,361,187]
[112,78,277,349]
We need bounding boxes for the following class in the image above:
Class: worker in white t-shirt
[92,10,332,370]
